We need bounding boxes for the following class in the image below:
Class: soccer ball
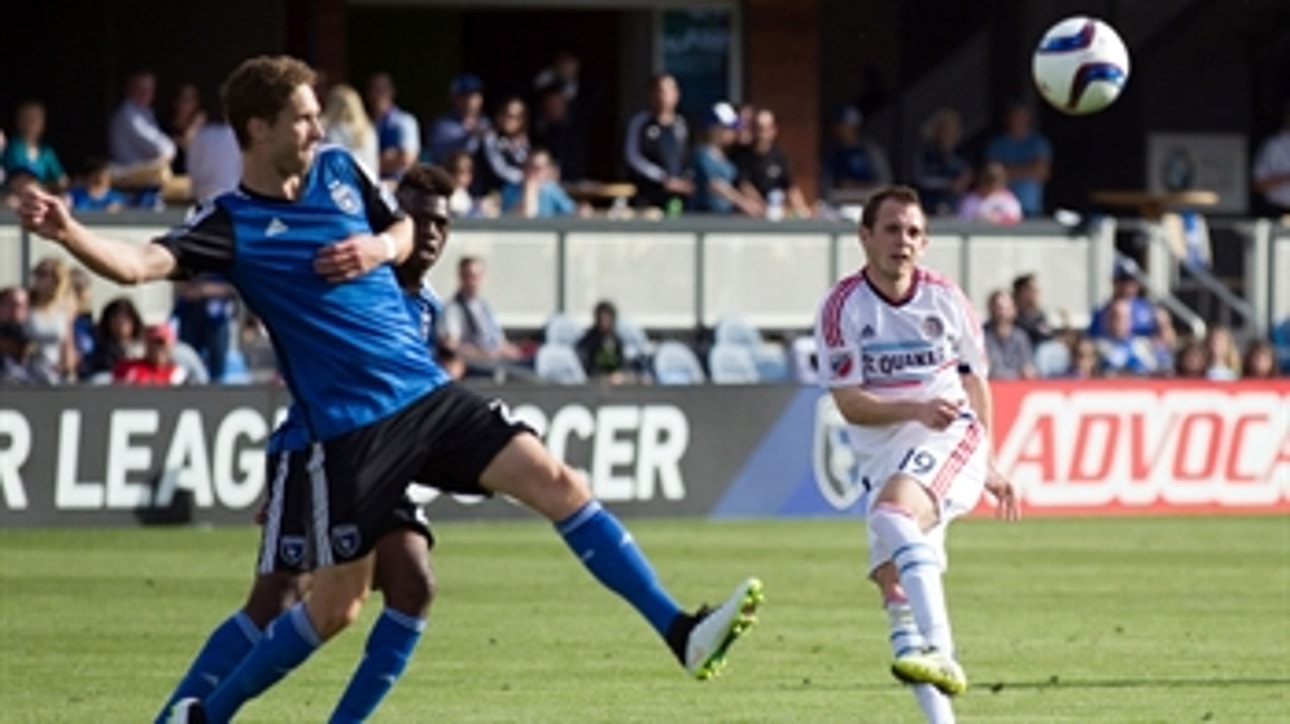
[1032,16,1130,115]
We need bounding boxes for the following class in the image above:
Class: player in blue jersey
[19,56,762,724]
[153,163,457,723]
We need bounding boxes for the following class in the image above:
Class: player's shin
[556,499,684,637]
[330,608,425,723]
[153,611,261,724]
[202,604,322,723]
[869,503,954,653]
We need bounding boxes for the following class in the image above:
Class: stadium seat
[714,315,764,347]
[791,336,819,384]
[615,315,653,362]
[1032,339,1071,378]
[534,343,587,385]
[1273,319,1290,373]
[652,341,706,384]
[752,345,791,382]
[543,313,584,347]
[708,343,760,384]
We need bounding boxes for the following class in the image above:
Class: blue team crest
[328,181,362,215]
[811,395,867,510]
[279,535,306,567]
[331,524,362,558]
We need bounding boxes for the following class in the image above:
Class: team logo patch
[279,536,306,567]
[331,524,362,558]
[329,181,361,215]
[829,349,856,378]
[923,315,944,339]
[812,396,867,511]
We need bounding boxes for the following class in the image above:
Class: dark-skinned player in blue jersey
[19,56,762,724]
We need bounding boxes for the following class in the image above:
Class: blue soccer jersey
[156,145,451,447]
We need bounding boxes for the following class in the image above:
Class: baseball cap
[449,73,484,96]
[1112,257,1140,282]
[145,323,175,344]
[707,101,741,129]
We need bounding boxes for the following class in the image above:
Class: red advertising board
[990,380,1290,514]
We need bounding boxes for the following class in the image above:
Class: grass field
[1,516,1287,723]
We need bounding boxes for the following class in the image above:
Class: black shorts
[257,384,532,573]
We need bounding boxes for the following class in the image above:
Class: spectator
[735,108,811,219]
[322,84,378,177]
[690,102,763,216]
[825,105,892,201]
[108,70,176,188]
[982,289,1036,379]
[1065,334,1100,379]
[957,162,1023,224]
[914,108,972,215]
[186,101,241,203]
[1204,324,1241,380]
[1173,340,1209,379]
[439,256,527,375]
[112,323,187,386]
[3,166,40,211]
[3,101,68,191]
[531,50,582,116]
[68,158,127,212]
[624,73,692,211]
[475,96,529,196]
[173,275,237,383]
[79,296,143,380]
[984,101,1052,217]
[531,76,586,183]
[1011,273,1055,346]
[1241,339,1280,379]
[0,285,30,326]
[1088,259,1176,351]
[166,83,207,175]
[426,73,489,167]
[1252,100,1290,213]
[575,300,627,382]
[500,148,578,218]
[0,322,40,385]
[1095,299,1159,376]
[366,72,421,180]
[444,150,482,217]
[24,257,78,383]
[733,103,757,155]
[69,268,94,361]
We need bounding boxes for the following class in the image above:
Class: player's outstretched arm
[830,386,959,430]
[18,186,176,284]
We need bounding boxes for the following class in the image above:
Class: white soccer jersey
[814,267,988,450]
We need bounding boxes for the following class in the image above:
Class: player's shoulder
[822,271,866,306]
[917,267,967,297]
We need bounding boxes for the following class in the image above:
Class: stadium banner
[2,381,1287,527]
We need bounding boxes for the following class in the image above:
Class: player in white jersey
[814,186,1018,724]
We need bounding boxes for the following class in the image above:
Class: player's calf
[373,529,435,618]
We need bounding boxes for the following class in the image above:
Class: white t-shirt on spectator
[187,123,242,202]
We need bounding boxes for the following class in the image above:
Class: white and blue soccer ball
[1032,16,1130,115]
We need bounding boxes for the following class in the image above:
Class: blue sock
[204,603,321,723]
[556,501,684,637]
[154,611,261,723]
[329,608,425,724]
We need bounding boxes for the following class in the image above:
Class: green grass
[1,516,1287,723]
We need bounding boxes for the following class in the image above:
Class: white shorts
[860,416,988,574]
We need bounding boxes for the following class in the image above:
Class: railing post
[695,231,706,332]
[1089,216,1116,316]
[556,228,567,315]
[957,232,972,302]
[1246,218,1272,335]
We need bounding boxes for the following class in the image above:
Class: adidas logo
[265,218,289,237]
[861,324,876,339]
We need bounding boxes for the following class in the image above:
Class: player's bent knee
[385,569,435,619]
[306,558,375,640]
[243,572,307,629]
[873,475,939,530]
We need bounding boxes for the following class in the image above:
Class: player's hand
[913,398,960,431]
[985,464,1020,521]
[313,234,389,283]
[17,186,73,243]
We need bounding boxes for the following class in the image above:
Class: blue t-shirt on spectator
[985,132,1051,216]
[1087,298,1159,339]
[691,145,738,213]
[500,180,576,217]
[829,144,882,186]
[2,140,65,185]
[374,106,421,179]
[69,186,128,211]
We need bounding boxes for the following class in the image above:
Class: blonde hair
[322,84,374,149]
[30,256,71,310]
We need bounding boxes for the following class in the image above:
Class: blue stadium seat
[708,343,760,384]
[534,343,587,385]
[652,341,706,385]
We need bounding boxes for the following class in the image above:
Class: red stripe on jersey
[821,273,863,347]
[929,422,981,498]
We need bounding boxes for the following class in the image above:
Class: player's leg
[872,563,956,724]
[331,520,434,723]
[477,430,762,679]
[154,571,307,723]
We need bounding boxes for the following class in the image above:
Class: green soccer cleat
[891,647,968,696]
[681,577,764,681]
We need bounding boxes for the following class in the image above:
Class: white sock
[887,600,956,724]
[870,503,954,654]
